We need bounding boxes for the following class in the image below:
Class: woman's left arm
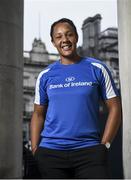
[101,96,122,145]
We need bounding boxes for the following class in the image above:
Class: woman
[30,18,121,179]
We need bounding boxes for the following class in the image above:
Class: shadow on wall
[23,145,41,179]
[108,125,123,179]
[100,110,123,179]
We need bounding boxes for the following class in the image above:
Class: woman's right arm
[30,104,47,155]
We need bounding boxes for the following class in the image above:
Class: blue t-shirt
[34,57,119,150]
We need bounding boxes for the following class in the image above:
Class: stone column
[0,0,23,178]
[117,0,131,178]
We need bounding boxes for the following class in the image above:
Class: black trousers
[34,144,110,179]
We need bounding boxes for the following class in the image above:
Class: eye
[55,35,62,39]
[67,32,73,37]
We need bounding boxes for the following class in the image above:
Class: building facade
[78,14,119,88]
[23,38,59,143]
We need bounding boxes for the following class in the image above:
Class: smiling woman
[50,18,79,63]
[30,18,121,179]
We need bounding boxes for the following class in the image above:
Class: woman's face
[52,22,78,58]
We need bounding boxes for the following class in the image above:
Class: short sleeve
[34,69,49,105]
[92,62,119,100]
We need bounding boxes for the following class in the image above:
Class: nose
[62,35,69,42]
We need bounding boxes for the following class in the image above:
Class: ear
[76,35,78,43]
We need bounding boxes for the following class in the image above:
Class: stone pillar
[0,0,23,178]
[117,0,131,178]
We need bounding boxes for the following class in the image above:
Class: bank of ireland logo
[65,76,75,82]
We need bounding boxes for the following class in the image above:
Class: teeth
[62,45,71,50]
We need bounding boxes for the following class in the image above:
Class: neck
[60,54,82,65]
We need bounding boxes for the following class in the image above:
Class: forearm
[30,112,44,152]
[101,98,122,144]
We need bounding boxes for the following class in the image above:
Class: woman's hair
[50,18,78,41]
